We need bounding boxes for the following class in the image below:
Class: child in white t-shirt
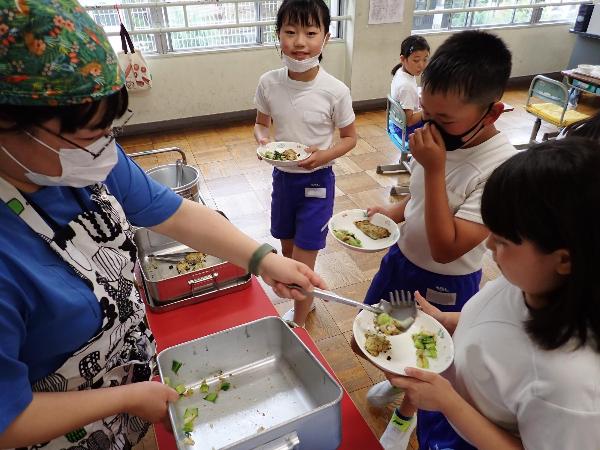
[390,35,430,136]
[388,137,600,450]
[360,31,517,450]
[253,0,357,327]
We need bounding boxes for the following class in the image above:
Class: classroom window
[81,0,345,55]
[412,0,585,31]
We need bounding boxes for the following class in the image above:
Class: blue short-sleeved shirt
[0,146,182,432]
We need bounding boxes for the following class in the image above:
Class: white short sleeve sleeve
[455,183,484,225]
[254,79,270,116]
[333,89,355,129]
[517,395,600,450]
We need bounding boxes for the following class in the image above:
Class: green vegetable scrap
[172,359,183,375]
[203,392,218,403]
[200,380,209,393]
[412,331,437,369]
[181,407,199,439]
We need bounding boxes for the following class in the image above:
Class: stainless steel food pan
[134,227,249,303]
[157,317,343,450]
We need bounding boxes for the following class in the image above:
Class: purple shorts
[271,167,335,251]
[364,244,482,312]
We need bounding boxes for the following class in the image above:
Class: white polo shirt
[398,133,518,275]
[254,67,355,173]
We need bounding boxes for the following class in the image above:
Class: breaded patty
[354,220,391,240]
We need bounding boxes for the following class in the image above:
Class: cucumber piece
[204,392,218,403]
[171,360,183,375]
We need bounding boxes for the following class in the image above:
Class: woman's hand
[297,146,330,170]
[386,367,458,413]
[124,381,179,423]
[258,253,327,300]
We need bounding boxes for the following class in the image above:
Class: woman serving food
[0,1,324,448]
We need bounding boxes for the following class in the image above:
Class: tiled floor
[124,86,599,450]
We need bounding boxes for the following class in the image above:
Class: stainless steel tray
[157,317,343,450]
[134,226,249,304]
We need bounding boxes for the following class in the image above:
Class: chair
[376,95,412,196]
[525,75,590,143]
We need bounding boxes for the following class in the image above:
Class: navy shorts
[364,245,481,312]
[270,167,335,251]
[417,410,477,450]
[365,245,480,450]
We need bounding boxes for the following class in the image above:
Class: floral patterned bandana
[0,0,124,105]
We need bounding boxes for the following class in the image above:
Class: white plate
[257,141,310,168]
[353,308,454,375]
[328,209,400,253]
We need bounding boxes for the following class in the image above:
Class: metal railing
[412,0,586,31]
[82,0,349,54]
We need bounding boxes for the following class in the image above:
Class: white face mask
[1,133,118,188]
[281,38,327,73]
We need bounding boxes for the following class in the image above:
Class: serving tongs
[289,286,416,327]
[148,249,197,263]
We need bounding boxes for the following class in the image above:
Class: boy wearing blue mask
[254,0,357,327]
[361,31,517,450]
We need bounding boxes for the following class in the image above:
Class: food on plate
[175,252,207,274]
[333,229,362,247]
[374,312,412,335]
[263,149,299,161]
[354,220,391,240]
[412,330,437,369]
[364,332,391,357]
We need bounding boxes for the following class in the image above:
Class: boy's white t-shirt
[390,69,420,111]
[398,133,518,275]
[254,67,355,174]
[448,276,600,450]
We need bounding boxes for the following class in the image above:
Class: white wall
[128,43,346,125]
[423,23,576,79]
[127,2,576,126]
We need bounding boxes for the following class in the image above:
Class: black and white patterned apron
[0,177,155,450]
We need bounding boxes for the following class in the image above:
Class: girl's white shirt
[254,67,355,174]
[390,69,420,111]
[447,276,600,450]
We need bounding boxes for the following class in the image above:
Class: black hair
[421,30,511,106]
[481,137,600,352]
[565,111,600,140]
[391,35,430,76]
[0,86,129,134]
[276,0,330,62]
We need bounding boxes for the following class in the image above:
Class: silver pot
[129,147,203,203]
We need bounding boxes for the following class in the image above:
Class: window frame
[412,0,587,32]
[83,0,349,55]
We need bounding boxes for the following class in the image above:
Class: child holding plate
[387,138,600,450]
[360,31,518,450]
[253,0,357,326]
